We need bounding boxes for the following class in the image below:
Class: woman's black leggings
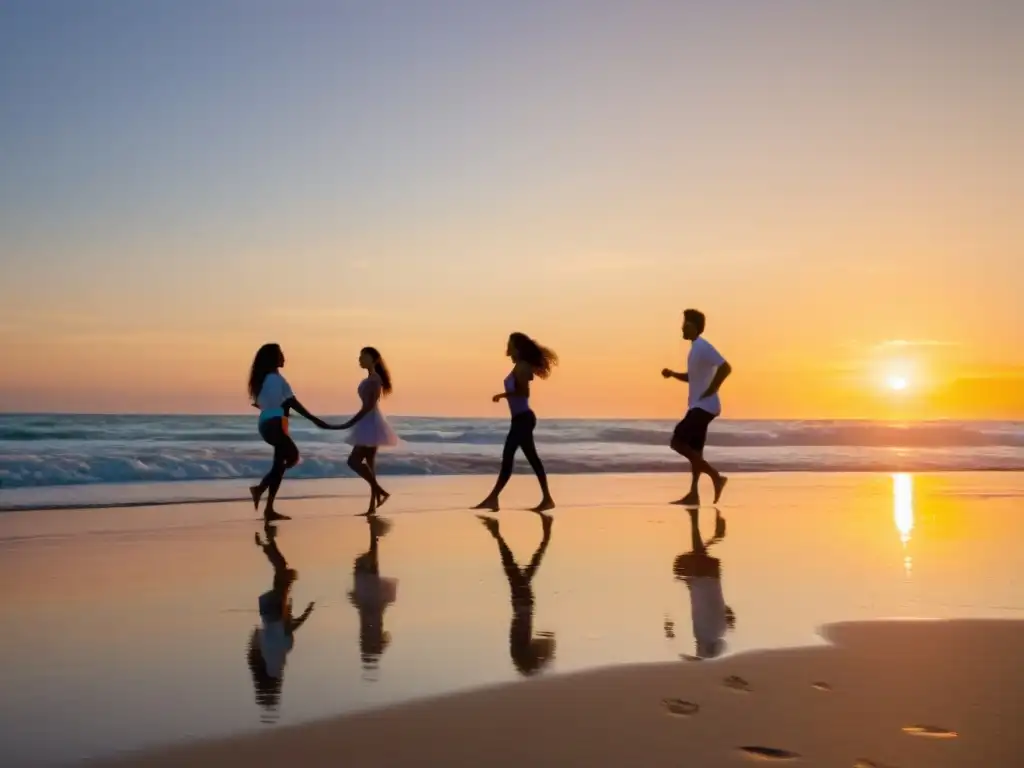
[257,418,299,502]
[492,411,550,497]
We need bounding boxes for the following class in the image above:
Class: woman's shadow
[672,508,735,660]
[478,512,555,676]
[246,523,315,723]
[348,515,398,678]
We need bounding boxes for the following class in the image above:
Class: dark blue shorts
[672,408,716,452]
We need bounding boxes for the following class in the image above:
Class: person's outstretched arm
[284,397,333,430]
[339,379,381,429]
[289,602,316,634]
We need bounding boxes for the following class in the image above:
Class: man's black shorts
[672,408,716,452]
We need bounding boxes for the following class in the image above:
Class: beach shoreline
[94,617,1024,767]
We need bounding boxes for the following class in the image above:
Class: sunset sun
[887,375,909,392]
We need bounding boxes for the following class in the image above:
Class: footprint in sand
[812,681,832,692]
[663,616,675,639]
[854,760,897,768]
[723,675,751,692]
[737,746,800,761]
[902,725,957,739]
[662,698,699,717]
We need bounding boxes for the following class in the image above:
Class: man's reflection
[246,523,315,723]
[478,512,555,677]
[348,515,397,676]
[673,508,734,659]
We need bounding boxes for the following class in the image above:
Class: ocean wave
[0,415,1022,490]
[1,444,1022,490]
[3,417,1021,448]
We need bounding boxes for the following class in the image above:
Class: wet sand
[2,471,1022,765]
[97,618,1024,767]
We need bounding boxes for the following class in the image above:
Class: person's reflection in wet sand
[478,512,555,676]
[348,515,397,677]
[246,523,315,723]
[673,508,735,660]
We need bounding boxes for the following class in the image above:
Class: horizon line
[0,411,1019,424]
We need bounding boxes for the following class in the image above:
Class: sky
[1,0,1021,419]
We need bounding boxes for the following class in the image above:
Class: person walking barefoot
[661,309,732,506]
[474,332,557,513]
[339,347,398,516]
[248,343,337,522]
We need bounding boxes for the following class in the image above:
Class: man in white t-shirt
[662,308,732,505]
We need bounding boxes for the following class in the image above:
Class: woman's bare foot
[672,491,700,506]
[712,476,729,504]
[264,509,291,522]
[376,490,391,508]
[249,485,262,510]
[472,497,500,512]
[531,497,555,513]
[254,532,263,547]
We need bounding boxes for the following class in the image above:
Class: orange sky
[1,2,1020,419]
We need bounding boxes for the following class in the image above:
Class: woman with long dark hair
[248,343,337,522]
[339,347,398,516]
[246,523,315,722]
[473,332,557,512]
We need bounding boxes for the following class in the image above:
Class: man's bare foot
[472,498,500,512]
[531,497,555,513]
[672,492,701,507]
[376,490,390,508]
[712,476,729,504]
[249,485,262,510]
[264,509,291,522]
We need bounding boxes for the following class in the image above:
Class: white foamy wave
[0,415,1021,493]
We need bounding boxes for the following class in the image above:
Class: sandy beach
[98,618,1024,767]
[2,471,1022,766]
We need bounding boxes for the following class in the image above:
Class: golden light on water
[893,473,914,577]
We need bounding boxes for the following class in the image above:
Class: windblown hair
[362,347,393,396]
[509,333,558,379]
[248,343,283,404]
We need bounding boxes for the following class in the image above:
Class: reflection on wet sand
[893,473,914,577]
[673,508,735,659]
[247,523,316,724]
[478,512,555,676]
[348,515,398,678]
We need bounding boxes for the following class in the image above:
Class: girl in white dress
[340,347,398,515]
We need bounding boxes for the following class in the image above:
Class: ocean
[1,413,1021,503]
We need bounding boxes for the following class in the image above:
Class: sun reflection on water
[893,473,914,577]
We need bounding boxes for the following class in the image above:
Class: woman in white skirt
[340,347,398,515]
